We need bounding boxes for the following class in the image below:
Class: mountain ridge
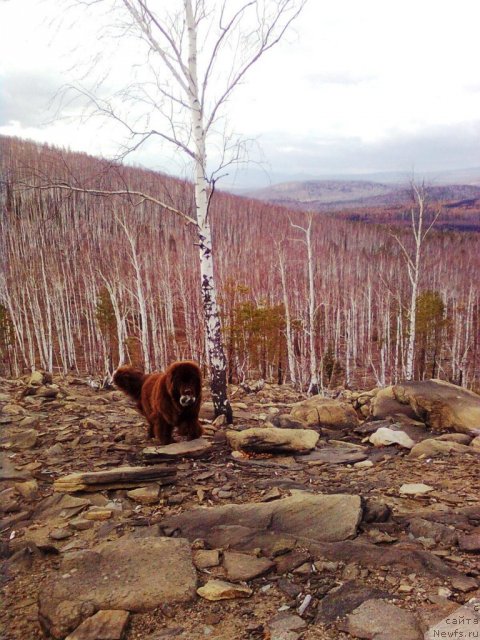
[241,179,480,211]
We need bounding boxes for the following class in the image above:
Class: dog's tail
[113,366,146,401]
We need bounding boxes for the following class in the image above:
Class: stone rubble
[1,374,479,640]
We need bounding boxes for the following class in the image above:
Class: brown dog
[113,361,203,444]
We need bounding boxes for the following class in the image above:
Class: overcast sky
[1,0,480,188]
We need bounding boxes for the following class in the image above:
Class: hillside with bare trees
[1,135,479,390]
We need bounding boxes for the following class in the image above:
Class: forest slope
[1,135,479,390]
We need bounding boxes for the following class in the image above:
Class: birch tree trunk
[306,218,319,394]
[291,215,318,394]
[278,248,297,387]
[405,186,424,381]
[186,0,231,420]
[393,182,439,382]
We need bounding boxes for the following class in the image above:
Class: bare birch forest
[1,136,479,390]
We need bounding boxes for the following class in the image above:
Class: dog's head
[166,361,202,409]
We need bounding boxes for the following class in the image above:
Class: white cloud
[1,0,479,183]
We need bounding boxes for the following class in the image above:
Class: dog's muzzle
[180,395,195,407]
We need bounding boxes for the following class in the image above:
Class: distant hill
[244,180,480,211]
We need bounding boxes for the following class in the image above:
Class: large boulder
[227,427,319,454]
[290,397,359,429]
[370,386,418,421]
[392,380,480,435]
[38,537,197,639]
[161,492,362,553]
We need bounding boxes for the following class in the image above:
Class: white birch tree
[291,214,319,394]
[51,0,305,417]
[277,243,297,387]
[392,181,440,381]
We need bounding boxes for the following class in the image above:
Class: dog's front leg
[178,420,204,441]
[152,415,174,445]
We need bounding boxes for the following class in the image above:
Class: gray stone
[274,550,311,574]
[10,429,39,450]
[0,453,32,481]
[300,447,367,465]
[409,439,477,458]
[370,387,418,421]
[268,613,306,634]
[435,433,472,445]
[29,371,45,386]
[1,403,25,416]
[400,483,434,495]
[126,484,160,505]
[227,427,319,454]
[408,518,457,547]
[342,599,422,639]
[14,479,39,500]
[369,427,415,449]
[37,385,59,398]
[290,397,359,429]
[0,487,19,513]
[315,581,388,624]
[193,549,221,569]
[223,551,274,582]
[197,580,252,601]
[393,380,480,436]
[471,435,480,449]
[449,575,478,592]
[458,528,480,552]
[38,537,197,639]
[143,438,211,461]
[65,610,130,640]
[271,415,309,429]
[161,493,362,553]
[49,528,74,541]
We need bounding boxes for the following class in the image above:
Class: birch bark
[185,0,231,419]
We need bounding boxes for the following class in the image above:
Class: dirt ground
[1,376,479,639]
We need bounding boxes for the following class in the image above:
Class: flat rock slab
[268,613,307,634]
[409,438,478,458]
[369,427,415,449]
[400,483,434,495]
[54,465,176,493]
[315,581,388,624]
[126,484,160,504]
[290,397,359,429]
[193,549,221,569]
[65,610,130,640]
[393,380,480,436]
[227,427,319,454]
[223,551,275,582]
[341,599,423,639]
[0,453,32,481]
[197,579,252,601]
[161,493,362,552]
[6,428,39,450]
[435,433,472,445]
[143,438,211,461]
[38,537,197,639]
[299,447,367,465]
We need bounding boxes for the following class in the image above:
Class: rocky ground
[1,374,479,640]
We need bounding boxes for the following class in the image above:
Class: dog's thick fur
[113,361,203,444]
